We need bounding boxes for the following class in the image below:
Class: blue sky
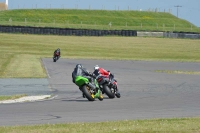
[1,0,200,27]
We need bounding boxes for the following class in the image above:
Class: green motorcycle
[74,76,103,101]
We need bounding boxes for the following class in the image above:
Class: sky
[1,0,200,27]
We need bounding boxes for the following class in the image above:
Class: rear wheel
[82,85,95,101]
[103,84,115,98]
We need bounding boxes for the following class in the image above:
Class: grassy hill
[0,9,199,32]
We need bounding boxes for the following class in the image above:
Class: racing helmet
[94,65,99,70]
[76,64,83,68]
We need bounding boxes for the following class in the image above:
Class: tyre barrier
[0,25,137,37]
[163,32,200,39]
[0,25,199,39]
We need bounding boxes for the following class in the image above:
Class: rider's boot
[97,89,103,101]
[115,91,120,98]
[82,93,85,98]
[115,87,121,98]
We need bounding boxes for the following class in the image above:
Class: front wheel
[82,85,95,101]
[103,84,115,98]
[53,57,57,62]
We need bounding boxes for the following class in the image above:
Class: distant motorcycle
[53,52,60,62]
[96,74,120,98]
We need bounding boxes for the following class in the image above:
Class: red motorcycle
[96,74,120,98]
[53,52,60,62]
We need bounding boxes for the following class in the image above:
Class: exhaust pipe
[87,82,96,90]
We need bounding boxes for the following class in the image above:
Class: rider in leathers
[53,48,61,59]
[93,65,120,97]
[72,64,95,98]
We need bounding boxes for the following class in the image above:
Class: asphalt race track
[0,58,200,126]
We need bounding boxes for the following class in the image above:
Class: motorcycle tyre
[82,85,95,101]
[103,84,115,98]
[53,57,57,62]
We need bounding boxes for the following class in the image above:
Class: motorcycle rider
[53,48,61,59]
[72,64,96,98]
[93,65,120,97]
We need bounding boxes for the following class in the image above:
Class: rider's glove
[109,73,114,79]
[92,73,96,78]
[88,72,92,76]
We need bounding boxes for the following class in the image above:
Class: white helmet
[94,65,99,70]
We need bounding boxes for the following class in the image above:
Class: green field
[0,9,199,32]
[1,33,200,78]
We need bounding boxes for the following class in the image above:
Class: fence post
[109,22,112,29]
[25,18,27,25]
[141,23,142,28]
[163,23,165,30]
[191,25,193,31]
[174,24,175,30]
[66,20,69,28]
[9,18,12,25]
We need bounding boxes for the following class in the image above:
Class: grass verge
[0,94,27,101]
[155,70,200,75]
[1,54,46,78]
[0,117,200,133]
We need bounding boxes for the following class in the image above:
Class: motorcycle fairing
[75,76,89,86]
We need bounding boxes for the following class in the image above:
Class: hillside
[0,9,199,32]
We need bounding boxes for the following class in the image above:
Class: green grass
[1,33,200,78]
[0,94,26,101]
[0,9,199,32]
[155,70,200,75]
[2,54,46,78]
[0,118,200,132]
